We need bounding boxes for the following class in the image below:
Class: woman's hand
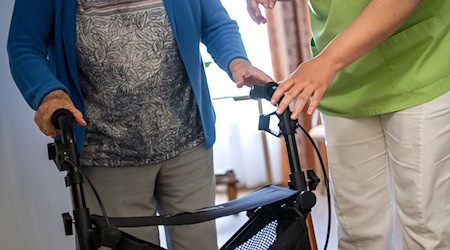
[35,90,86,137]
[229,58,273,88]
[246,0,278,24]
[270,56,338,119]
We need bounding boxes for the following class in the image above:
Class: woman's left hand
[229,58,273,88]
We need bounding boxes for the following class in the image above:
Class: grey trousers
[80,143,218,250]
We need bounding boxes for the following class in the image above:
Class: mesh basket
[221,202,309,250]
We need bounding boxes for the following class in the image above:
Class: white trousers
[322,91,450,250]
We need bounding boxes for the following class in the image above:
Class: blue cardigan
[8,0,249,153]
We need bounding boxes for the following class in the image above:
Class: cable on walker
[47,82,331,250]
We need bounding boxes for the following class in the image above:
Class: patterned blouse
[76,0,204,167]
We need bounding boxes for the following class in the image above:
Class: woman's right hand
[35,90,86,138]
[246,0,278,24]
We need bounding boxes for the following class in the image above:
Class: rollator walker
[47,83,330,250]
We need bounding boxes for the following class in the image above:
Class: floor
[158,187,338,250]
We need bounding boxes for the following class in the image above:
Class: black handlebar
[51,109,79,166]
[249,82,278,101]
[51,108,74,130]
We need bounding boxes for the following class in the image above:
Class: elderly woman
[8,0,272,249]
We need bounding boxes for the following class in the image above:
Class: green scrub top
[309,0,450,117]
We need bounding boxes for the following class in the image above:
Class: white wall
[206,0,283,188]
[0,1,76,249]
[212,98,282,188]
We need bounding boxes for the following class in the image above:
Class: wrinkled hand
[246,0,278,24]
[270,56,338,119]
[35,90,86,137]
[229,58,273,88]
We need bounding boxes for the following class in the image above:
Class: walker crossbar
[91,185,299,228]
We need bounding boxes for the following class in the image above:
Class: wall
[0,1,77,249]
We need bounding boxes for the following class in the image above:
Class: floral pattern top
[76,0,204,167]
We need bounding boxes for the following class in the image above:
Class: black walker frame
[48,83,325,250]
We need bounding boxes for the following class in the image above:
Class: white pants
[322,91,450,250]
